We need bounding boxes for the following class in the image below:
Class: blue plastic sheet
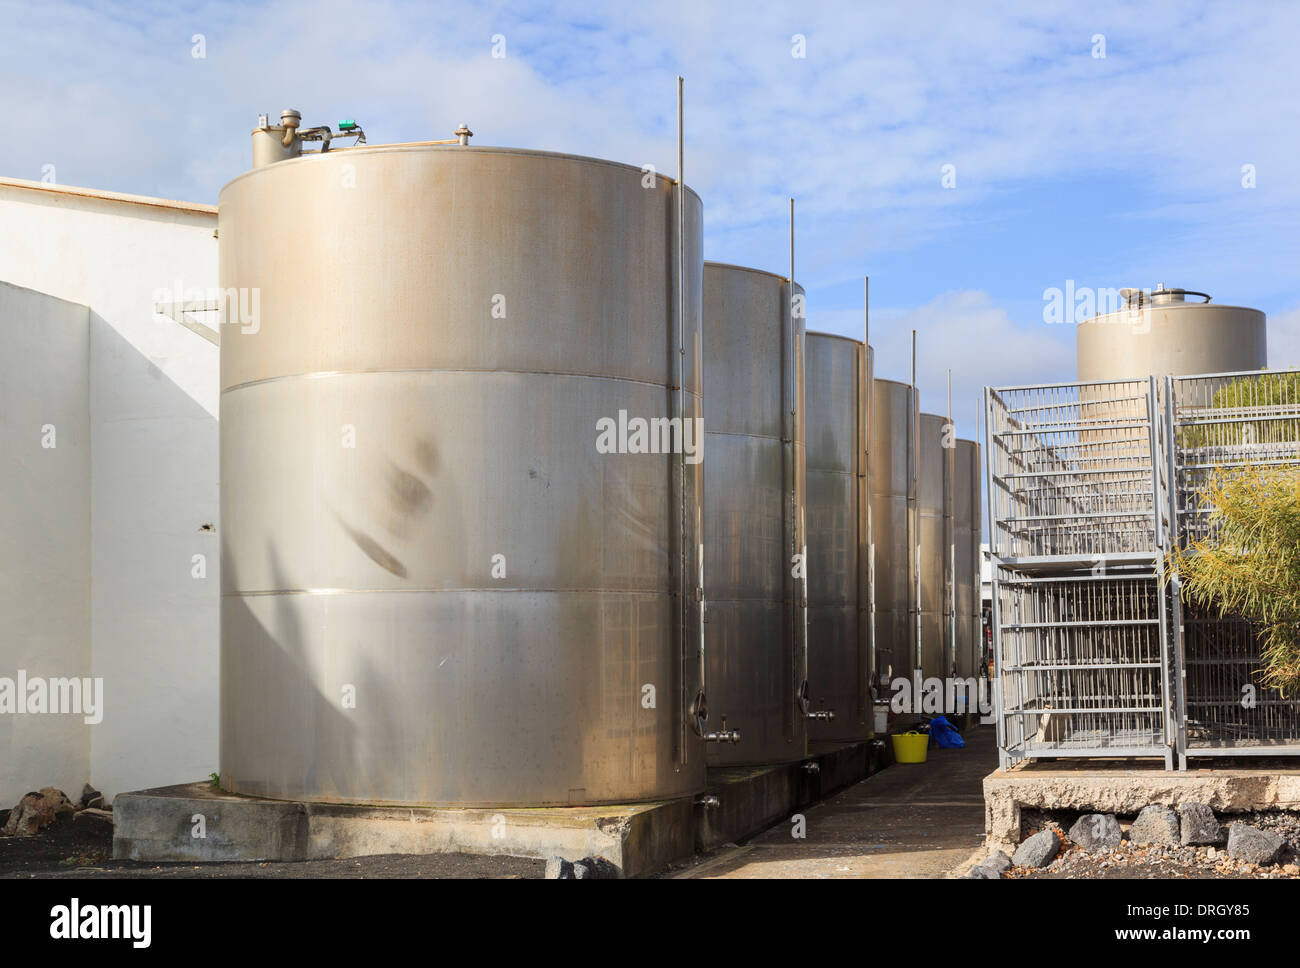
[928,715,965,749]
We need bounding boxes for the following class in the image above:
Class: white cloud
[811,290,1075,440]
[1266,307,1300,372]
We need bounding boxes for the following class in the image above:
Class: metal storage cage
[986,377,1177,768]
[1166,371,1300,759]
[988,370,1300,770]
[986,379,1165,565]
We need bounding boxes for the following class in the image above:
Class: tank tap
[703,714,741,744]
[802,761,821,774]
[805,708,835,722]
[695,795,720,808]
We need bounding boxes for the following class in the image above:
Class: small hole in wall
[199,523,215,532]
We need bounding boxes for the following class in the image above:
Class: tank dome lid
[1120,284,1212,308]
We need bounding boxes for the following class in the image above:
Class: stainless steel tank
[870,379,916,683]
[954,439,980,680]
[805,332,874,743]
[702,263,807,765]
[917,413,952,680]
[1077,285,1266,381]
[219,140,706,806]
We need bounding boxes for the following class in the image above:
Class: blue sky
[2,0,1297,439]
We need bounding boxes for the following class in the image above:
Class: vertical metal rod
[948,369,956,678]
[786,197,809,722]
[781,197,795,738]
[675,75,688,763]
[855,277,873,726]
[975,391,983,688]
[911,330,921,678]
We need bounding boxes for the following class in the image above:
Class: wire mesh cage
[987,380,1160,562]
[1169,371,1300,544]
[995,566,1172,760]
[1167,370,1300,755]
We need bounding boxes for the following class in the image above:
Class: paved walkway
[674,724,996,878]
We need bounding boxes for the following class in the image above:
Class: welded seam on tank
[219,143,706,202]
[704,430,793,442]
[220,367,696,395]
[223,587,672,597]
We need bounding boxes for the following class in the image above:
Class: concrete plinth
[113,783,696,878]
[114,741,882,876]
[984,760,1300,848]
[696,740,884,851]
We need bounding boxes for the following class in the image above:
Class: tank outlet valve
[703,715,741,744]
[695,795,721,809]
[805,709,835,722]
[802,762,821,774]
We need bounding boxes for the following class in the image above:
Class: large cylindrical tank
[1077,285,1266,381]
[870,379,916,682]
[917,413,952,680]
[954,439,980,680]
[702,263,807,765]
[805,332,874,742]
[218,143,706,806]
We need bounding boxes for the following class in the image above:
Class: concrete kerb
[983,766,1300,848]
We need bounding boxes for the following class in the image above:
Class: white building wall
[0,178,220,802]
[0,281,92,805]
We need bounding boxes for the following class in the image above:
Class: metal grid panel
[995,567,1171,760]
[1170,371,1300,543]
[987,380,1159,562]
[1168,371,1300,755]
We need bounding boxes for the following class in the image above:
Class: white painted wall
[0,281,92,805]
[0,179,219,802]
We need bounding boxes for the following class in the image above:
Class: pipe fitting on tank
[702,714,741,744]
[695,795,720,809]
[802,761,821,774]
[280,109,302,147]
[455,123,473,145]
[805,709,835,722]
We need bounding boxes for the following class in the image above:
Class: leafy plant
[1178,371,1300,450]
[209,772,221,790]
[1168,463,1300,694]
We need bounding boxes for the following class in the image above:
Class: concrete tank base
[112,742,885,877]
[984,761,1300,850]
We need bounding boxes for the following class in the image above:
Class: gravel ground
[1007,810,1300,880]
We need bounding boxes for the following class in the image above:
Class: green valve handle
[338,120,357,131]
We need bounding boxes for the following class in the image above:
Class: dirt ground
[0,808,544,879]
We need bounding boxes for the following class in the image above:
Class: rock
[1227,823,1285,866]
[1206,846,1217,860]
[1178,803,1222,845]
[983,850,1013,874]
[1069,813,1122,850]
[965,865,1000,879]
[1012,830,1060,868]
[571,856,620,879]
[39,787,76,817]
[1129,805,1180,846]
[2,792,52,836]
[79,784,104,810]
[72,807,113,826]
[545,857,575,879]
[2,788,75,836]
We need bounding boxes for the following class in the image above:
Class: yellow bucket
[891,731,929,764]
